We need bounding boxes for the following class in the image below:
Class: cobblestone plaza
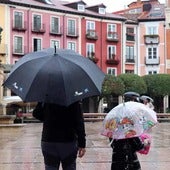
[0,122,170,170]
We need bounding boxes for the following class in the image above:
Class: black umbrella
[123,91,140,98]
[123,91,140,102]
[3,48,105,106]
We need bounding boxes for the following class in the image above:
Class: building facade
[0,0,126,113]
[114,0,166,75]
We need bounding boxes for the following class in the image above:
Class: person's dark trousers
[41,141,78,170]
[111,161,141,170]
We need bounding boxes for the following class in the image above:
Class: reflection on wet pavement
[0,122,170,170]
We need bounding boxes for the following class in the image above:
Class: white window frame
[126,46,134,60]
[107,45,116,59]
[14,11,24,28]
[67,41,76,51]
[147,46,158,59]
[32,13,42,30]
[78,4,85,12]
[107,24,116,32]
[67,19,76,36]
[51,40,60,49]
[107,67,117,76]
[14,36,24,54]
[147,26,158,35]
[86,21,95,32]
[107,24,117,38]
[86,43,95,57]
[99,7,106,14]
[51,16,60,33]
[32,37,42,52]
[148,70,157,74]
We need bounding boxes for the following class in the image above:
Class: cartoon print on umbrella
[101,101,157,139]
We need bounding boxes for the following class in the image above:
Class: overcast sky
[68,0,166,12]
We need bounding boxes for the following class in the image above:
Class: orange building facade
[166,0,170,74]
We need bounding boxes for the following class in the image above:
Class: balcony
[145,57,160,65]
[86,30,98,40]
[12,21,27,31]
[106,59,119,65]
[126,33,135,41]
[50,26,63,36]
[66,28,79,38]
[87,52,99,63]
[107,32,119,42]
[144,34,159,45]
[32,24,46,33]
[125,55,135,64]
[88,57,99,63]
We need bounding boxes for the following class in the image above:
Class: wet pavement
[0,122,170,170]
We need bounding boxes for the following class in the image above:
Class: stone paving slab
[0,122,170,170]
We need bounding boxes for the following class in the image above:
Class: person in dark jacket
[110,137,146,170]
[33,101,86,170]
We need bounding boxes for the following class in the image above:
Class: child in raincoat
[110,137,150,170]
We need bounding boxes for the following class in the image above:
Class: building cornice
[0,0,126,22]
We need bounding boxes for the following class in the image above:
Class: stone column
[0,68,4,115]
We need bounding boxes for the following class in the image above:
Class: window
[147,26,157,35]
[14,11,23,28]
[14,36,23,53]
[107,24,116,38]
[108,45,116,59]
[86,43,95,57]
[86,21,95,32]
[148,47,157,59]
[67,19,76,36]
[148,70,157,74]
[33,14,41,30]
[129,9,136,13]
[126,27,135,41]
[67,41,76,51]
[107,67,117,75]
[51,40,60,49]
[127,27,134,34]
[126,46,134,60]
[99,7,106,14]
[125,70,134,74]
[128,8,142,14]
[78,4,85,12]
[33,38,41,51]
[51,17,59,33]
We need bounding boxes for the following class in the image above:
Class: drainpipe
[163,21,167,113]
[164,21,166,74]
[136,25,139,75]
[121,21,125,73]
[100,19,103,70]
[63,14,66,48]
[27,6,31,53]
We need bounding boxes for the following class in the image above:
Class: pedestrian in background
[140,95,154,110]
[33,101,86,170]
[123,91,140,102]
